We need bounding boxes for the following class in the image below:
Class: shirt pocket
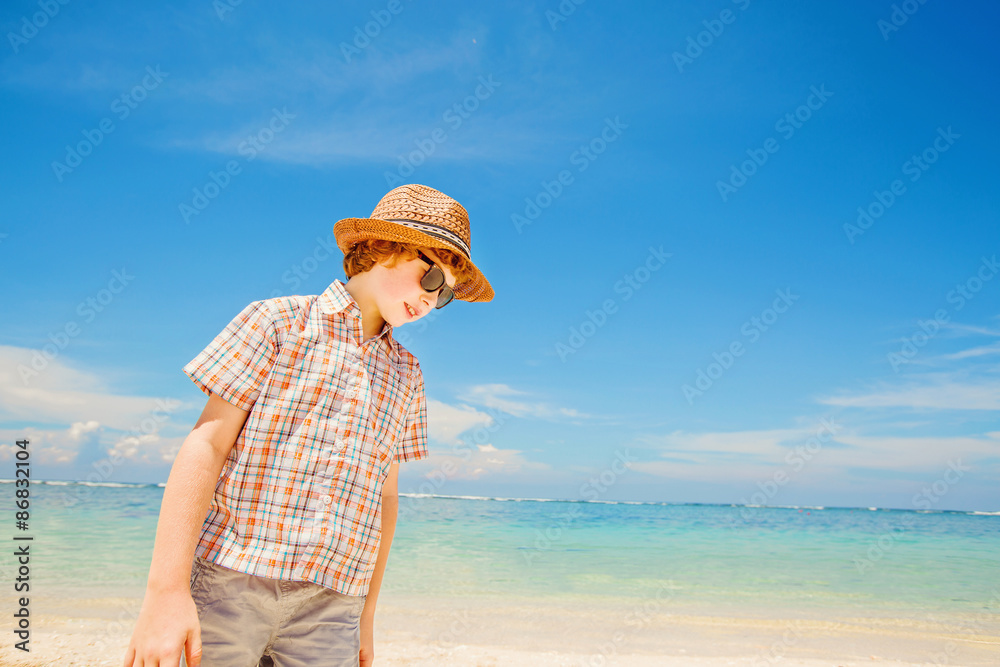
[363,368,413,465]
[260,341,358,455]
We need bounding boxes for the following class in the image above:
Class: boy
[123,184,494,667]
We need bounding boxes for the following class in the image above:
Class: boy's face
[371,247,458,326]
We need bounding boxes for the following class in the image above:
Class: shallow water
[6,481,999,624]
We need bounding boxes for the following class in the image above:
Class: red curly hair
[342,239,475,286]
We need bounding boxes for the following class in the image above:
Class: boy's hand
[123,588,202,667]
[359,611,375,667]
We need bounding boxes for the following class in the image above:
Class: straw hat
[333,184,494,303]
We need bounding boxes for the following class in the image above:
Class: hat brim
[333,217,494,303]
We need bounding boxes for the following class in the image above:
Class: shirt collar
[318,279,397,352]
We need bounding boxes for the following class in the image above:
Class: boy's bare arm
[123,393,250,667]
[359,461,398,666]
[364,461,399,615]
[145,393,249,591]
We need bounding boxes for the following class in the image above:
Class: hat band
[384,218,471,258]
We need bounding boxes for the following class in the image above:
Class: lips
[405,302,417,318]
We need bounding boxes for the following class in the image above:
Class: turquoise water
[4,481,998,622]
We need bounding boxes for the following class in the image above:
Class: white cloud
[420,393,555,479]
[460,383,590,420]
[153,34,555,167]
[632,421,1000,484]
[163,105,548,169]
[405,444,552,482]
[68,420,101,440]
[426,399,494,445]
[632,420,838,482]
[818,374,1000,411]
[628,332,1000,492]
[0,345,196,430]
[0,422,187,471]
[0,426,82,465]
[0,346,194,474]
[107,431,186,466]
[173,34,484,104]
[942,342,1000,361]
[818,329,1000,410]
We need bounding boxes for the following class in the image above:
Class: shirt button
[323,495,332,505]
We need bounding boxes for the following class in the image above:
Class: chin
[386,311,411,328]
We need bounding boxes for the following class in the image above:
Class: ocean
[4,481,999,628]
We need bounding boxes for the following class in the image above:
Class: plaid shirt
[182,278,428,597]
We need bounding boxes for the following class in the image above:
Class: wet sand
[2,593,999,666]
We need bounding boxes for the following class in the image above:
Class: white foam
[78,481,146,488]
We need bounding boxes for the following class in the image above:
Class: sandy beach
[5,487,998,666]
[2,593,998,667]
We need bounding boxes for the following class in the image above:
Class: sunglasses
[415,250,455,309]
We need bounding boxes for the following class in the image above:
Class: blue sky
[2,0,998,511]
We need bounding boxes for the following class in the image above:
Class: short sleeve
[182,300,279,412]
[395,370,428,462]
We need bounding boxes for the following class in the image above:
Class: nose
[419,291,436,313]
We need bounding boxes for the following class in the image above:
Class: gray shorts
[188,556,366,667]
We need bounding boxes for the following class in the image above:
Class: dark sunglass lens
[436,286,454,308]
[421,265,445,291]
